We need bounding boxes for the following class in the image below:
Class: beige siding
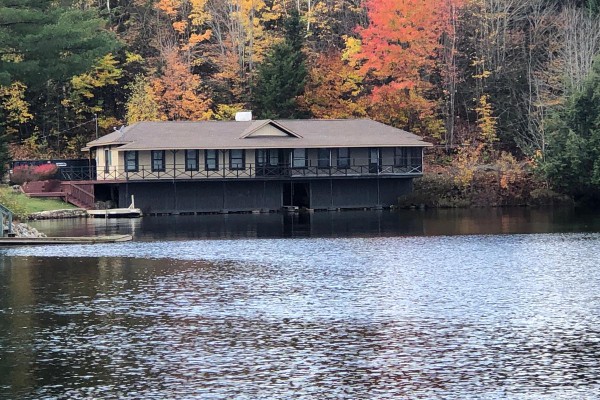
[246,124,291,137]
[92,146,421,181]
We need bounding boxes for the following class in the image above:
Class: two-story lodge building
[82,117,432,213]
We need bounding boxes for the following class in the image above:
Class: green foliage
[0,0,120,89]
[541,56,600,198]
[253,10,307,119]
[0,126,9,178]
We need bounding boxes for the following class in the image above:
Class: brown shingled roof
[85,119,431,151]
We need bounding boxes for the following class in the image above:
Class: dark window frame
[124,151,139,172]
[205,149,219,171]
[151,150,166,172]
[104,148,111,173]
[395,147,422,168]
[318,148,331,168]
[336,148,351,168]
[185,149,199,171]
[229,149,245,170]
[256,149,267,166]
[291,148,307,168]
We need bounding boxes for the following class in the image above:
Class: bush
[33,163,58,180]
[10,163,58,185]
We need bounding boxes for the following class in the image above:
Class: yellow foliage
[0,81,33,131]
[475,94,497,144]
[342,36,362,68]
[454,141,484,188]
[125,75,162,124]
[125,51,144,64]
[213,104,245,121]
[70,53,123,101]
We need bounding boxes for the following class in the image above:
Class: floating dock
[87,208,142,218]
[0,234,133,246]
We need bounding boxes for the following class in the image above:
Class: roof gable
[239,120,302,139]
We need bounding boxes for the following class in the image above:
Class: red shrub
[33,163,59,179]
[10,163,59,185]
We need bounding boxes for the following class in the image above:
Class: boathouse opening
[284,182,310,209]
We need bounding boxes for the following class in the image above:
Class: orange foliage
[357,0,456,87]
[300,51,367,119]
[356,0,463,135]
[151,49,212,120]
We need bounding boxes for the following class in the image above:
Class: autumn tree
[355,0,459,136]
[125,75,161,124]
[151,49,212,120]
[300,50,366,119]
[253,10,307,118]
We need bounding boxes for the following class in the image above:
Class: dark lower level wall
[309,178,412,209]
[100,178,414,213]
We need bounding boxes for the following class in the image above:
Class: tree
[253,10,307,119]
[0,118,10,178]
[355,0,459,136]
[125,75,161,124]
[299,50,366,118]
[0,0,119,89]
[541,56,600,198]
[151,49,212,120]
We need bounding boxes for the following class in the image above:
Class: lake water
[1,208,600,399]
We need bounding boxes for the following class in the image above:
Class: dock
[87,208,142,218]
[0,234,133,246]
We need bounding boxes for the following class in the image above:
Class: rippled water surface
[2,210,600,399]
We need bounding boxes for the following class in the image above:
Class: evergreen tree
[0,0,119,89]
[253,10,307,119]
[0,124,9,179]
[542,55,600,198]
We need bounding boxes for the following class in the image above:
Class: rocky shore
[27,208,88,220]
[3,222,47,238]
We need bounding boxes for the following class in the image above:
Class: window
[124,151,138,172]
[395,147,422,168]
[104,149,112,173]
[337,148,351,168]
[257,149,281,166]
[185,150,199,171]
[205,150,219,171]
[229,149,245,170]
[292,148,307,168]
[268,149,279,166]
[256,149,267,166]
[151,150,165,172]
[318,148,331,168]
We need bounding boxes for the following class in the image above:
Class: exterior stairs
[21,180,96,210]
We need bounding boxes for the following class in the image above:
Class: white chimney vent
[235,111,253,122]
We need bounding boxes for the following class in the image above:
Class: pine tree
[253,10,307,119]
[0,123,10,179]
[542,55,600,198]
[0,0,119,89]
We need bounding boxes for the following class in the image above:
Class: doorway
[283,182,310,208]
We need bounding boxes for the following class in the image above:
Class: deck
[0,234,133,246]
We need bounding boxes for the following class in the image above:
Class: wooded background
[2,0,600,197]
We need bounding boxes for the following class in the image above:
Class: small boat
[87,196,142,218]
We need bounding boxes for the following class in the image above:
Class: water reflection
[27,207,600,240]
[2,232,600,398]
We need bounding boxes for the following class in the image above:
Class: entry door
[369,148,381,173]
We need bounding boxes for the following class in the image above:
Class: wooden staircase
[22,180,96,210]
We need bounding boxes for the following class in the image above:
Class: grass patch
[0,185,76,219]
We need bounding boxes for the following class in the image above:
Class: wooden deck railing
[58,162,423,182]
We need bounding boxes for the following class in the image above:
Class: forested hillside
[2,0,600,200]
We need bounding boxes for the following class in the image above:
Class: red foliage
[33,163,59,179]
[10,163,58,185]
